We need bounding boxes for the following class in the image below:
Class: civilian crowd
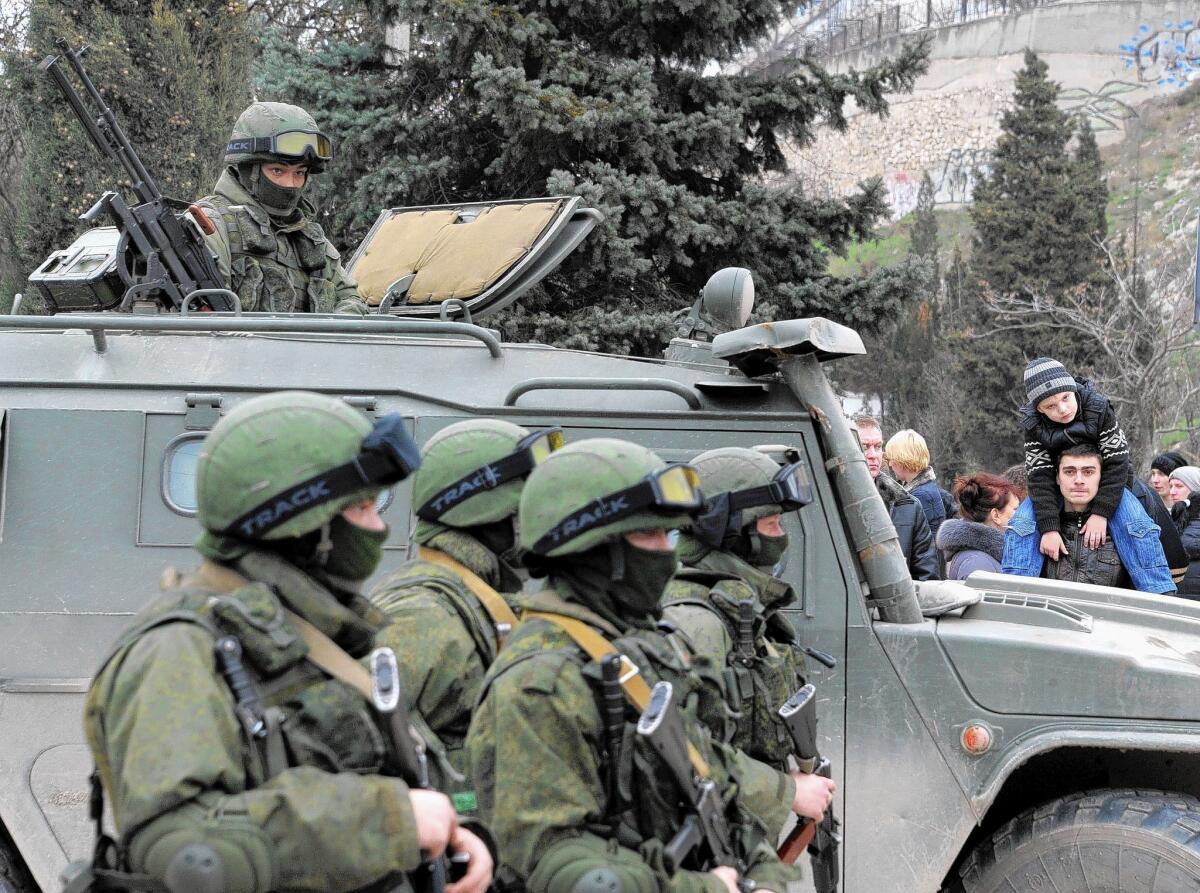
[852,356,1197,597]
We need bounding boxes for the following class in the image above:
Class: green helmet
[225,102,333,172]
[519,438,702,558]
[692,448,783,527]
[197,391,394,541]
[413,419,557,528]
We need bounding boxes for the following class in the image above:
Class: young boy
[1022,357,1130,560]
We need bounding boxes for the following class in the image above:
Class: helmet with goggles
[414,419,564,528]
[519,438,704,558]
[196,391,420,541]
[225,102,333,172]
[690,447,812,549]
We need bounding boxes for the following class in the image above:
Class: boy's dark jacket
[1021,380,1130,534]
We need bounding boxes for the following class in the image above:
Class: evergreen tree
[909,171,939,278]
[257,3,930,353]
[11,0,253,308]
[970,49,1106,302]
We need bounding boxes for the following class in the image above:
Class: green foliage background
[255,0,931,353]
[7,0,253,312]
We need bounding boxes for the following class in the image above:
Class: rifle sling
[417,546,519,648]
[523,609,711,779]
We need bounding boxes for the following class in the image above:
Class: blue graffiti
[1121,21,1200,87]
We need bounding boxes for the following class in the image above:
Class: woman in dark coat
[1169,466,1200,597]
[937,472,1021,581]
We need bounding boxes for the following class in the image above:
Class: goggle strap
[530,482,658,555]
[415,450,534,522]
[727,485,778,514]
[221,449,398,540]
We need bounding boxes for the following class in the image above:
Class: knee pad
[131,803,274,893]
[529,835,657,893]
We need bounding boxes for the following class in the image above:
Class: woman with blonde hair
[886,428,956,540]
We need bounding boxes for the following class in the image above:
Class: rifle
[636,681,754,893]
[38,39,235,313]
[370,647,466,893]
[776,684,840,893]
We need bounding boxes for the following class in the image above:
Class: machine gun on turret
[29,39,235,314]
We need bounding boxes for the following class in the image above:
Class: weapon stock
[637,681,753,893]
[369,647,452,893]
[38,40,232,313]
[777,684,840,893]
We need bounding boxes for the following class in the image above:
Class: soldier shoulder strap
[418,546,520,649]
[523,608,710,779]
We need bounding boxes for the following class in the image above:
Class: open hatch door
[346,196,601,320]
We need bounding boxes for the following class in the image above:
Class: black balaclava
[274,516,388,597]
[469,517,519,564]
[725,526,789,571]
[237,161,306,218]
[549,539,678,631]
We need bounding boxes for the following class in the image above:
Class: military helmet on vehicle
[519,438,704,558]
[413,419,563,529]
[196,391,419,541]
[224,101,333,172]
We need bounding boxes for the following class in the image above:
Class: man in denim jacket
[1002,444,1175,594]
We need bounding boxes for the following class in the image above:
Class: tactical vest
[197,195,339,313]
[368,547,519,798]
[93,578,399,796]
[663,569,805,768]
[488,600,755,865]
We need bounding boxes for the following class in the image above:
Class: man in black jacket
[854,415,940,581]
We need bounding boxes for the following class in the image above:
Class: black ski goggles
[692,461,812,548]
[227,130,333,163]
[530,463,704,556]
[222,413,421,540]
[416,427,565,522]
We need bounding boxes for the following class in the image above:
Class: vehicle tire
[0,825,35,893]
[947,789,1200,893]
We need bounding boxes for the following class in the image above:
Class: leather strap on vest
[523,608,710,779]
[418,546,520,649]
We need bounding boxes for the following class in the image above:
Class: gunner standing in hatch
[193,102,368,315]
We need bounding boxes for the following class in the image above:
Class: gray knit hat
[1170,466,1200,496]
[1024,357,1078,405]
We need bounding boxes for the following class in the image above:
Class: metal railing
[747,0,1089,69]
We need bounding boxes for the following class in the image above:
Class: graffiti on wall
[884,148,992,218]
[1059,80,1143,132]
[1120,21,1200,87]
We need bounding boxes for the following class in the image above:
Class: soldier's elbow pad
[529,835,659,893]
[129,804,275,893]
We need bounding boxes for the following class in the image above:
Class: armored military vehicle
[5,191,1200,893]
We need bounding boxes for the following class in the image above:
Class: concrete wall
[788,1,1200,216]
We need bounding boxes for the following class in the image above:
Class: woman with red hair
[937,472,1020,580]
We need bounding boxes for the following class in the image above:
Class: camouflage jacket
[196,170,367,315]
[369,528,522,808]
[466,584,802,893]
[84,550,421,892]
[663,540,806,772]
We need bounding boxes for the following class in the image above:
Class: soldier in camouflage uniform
[194,102,367,314]
[663,447,834,831]
[369,419,563,812]
[80,391,493,893]
[467,438,814,893]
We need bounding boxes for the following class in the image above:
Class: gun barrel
[57,41,162,201]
